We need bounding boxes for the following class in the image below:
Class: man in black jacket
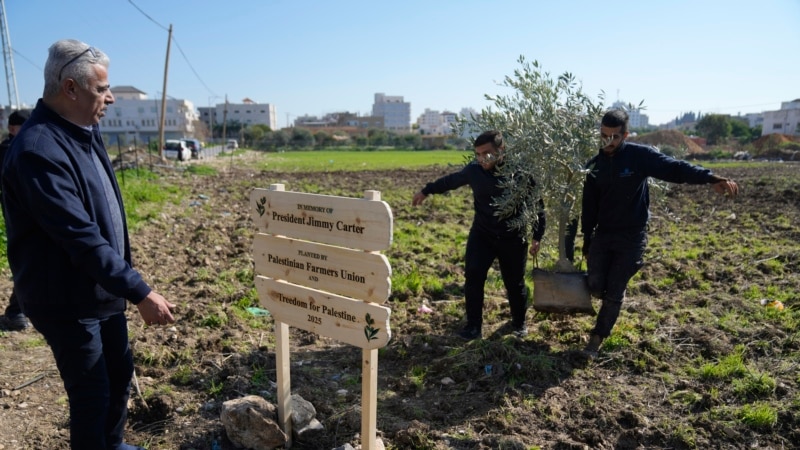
[580,109,739,357]
[412,130,546,340]
[3,39,176,450]
[0,109,30,330]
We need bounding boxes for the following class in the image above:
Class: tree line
[692,114,762,146]
[209,121,469,151]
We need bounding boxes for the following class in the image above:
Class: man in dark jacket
[2,39,176,450]
[0,109,30,330]
[580,109,739,357]
[412,130,546,340]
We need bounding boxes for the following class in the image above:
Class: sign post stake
[251,185,392,450]
[275,321,292,446]
[269,183,293,446]
[361,347,378,450]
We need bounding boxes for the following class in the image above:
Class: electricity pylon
[0,0,19,109]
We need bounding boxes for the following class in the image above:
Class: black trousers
[4,289,22,316]
[586,228,647,338]
[30,312,134,450]
[463,228,529,329]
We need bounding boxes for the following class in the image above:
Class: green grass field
[252,149,470,171]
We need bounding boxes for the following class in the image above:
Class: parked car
[164,139,191,161]
[226,139,239,149]
[182,138,203,159]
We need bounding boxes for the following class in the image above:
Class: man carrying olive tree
[412,130,546,341]
[580,109,739,358]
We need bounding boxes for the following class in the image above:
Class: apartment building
[372,93,411,133]
[100,86,198,146]
[294,111,383,129]
[199,97,278,132]
[761,99,800,136]
[611,100,650,129]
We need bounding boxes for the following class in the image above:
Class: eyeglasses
[58,47,98,81]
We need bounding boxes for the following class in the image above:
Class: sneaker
[4,313,29,331]
[115,444,146,450]
[458,326,481,341]
[582,334,603,359]
[511,325,528,338]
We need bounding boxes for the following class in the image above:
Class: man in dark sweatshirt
[580,109,739,357]
[2,39,176,450]
[412,130,546,340]
[0,109,30,331]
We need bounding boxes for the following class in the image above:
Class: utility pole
[0,0,20,109]
[158,24,172,158]
[221,94,228,147]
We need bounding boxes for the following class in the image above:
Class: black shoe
[5,313,29,331]
[582,334,603,359]
[458,326,481,341]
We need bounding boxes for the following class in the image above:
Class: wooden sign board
[256,276,391,350]
[250,187,393,252]
[253,233,391,303]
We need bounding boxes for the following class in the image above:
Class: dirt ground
[0,154,798,449]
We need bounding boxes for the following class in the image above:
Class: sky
[3,0,799,128]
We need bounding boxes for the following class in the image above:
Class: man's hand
[582,237,591,259]
[529,240,541,256]
[136,291,176,326]
[412,191,427,206]
[712,179,739,197]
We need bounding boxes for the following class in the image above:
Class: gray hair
[43,39,110,98]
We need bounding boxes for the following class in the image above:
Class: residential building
[761,99,800,136]
[372,93,411,133]
[741,112,764,129]
[100,86,198,146]
[611,100,649,129]
[416,108,445,135]
[199,97,278,133]
[414,109,458,136]
[455,107,481,140]
[332,111,384,129]
[293,111,383,129]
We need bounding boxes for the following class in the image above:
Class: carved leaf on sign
[256,197,267,216]
[364,313,380,341]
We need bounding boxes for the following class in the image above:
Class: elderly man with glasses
[412,130,546,341]
[579,109,739,358]
[2,39,176,450]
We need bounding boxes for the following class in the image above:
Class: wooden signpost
[250,184,393,449]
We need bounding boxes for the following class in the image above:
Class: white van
[226,139,239,149]
[164,139,191,161]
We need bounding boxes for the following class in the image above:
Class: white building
[416,109,460,136]
[199,97,278,132]
[372,93,411,133]
[100,86,198,146]
[457,107,481,140]
[611,100,650,129]
[762,99,800,136]
[417,108,444,135]
[742,112,764,128]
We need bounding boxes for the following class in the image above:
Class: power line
[127,0,168,31]
[170,36,216,97]
[12,48,41,71]
[127,0,217,97]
